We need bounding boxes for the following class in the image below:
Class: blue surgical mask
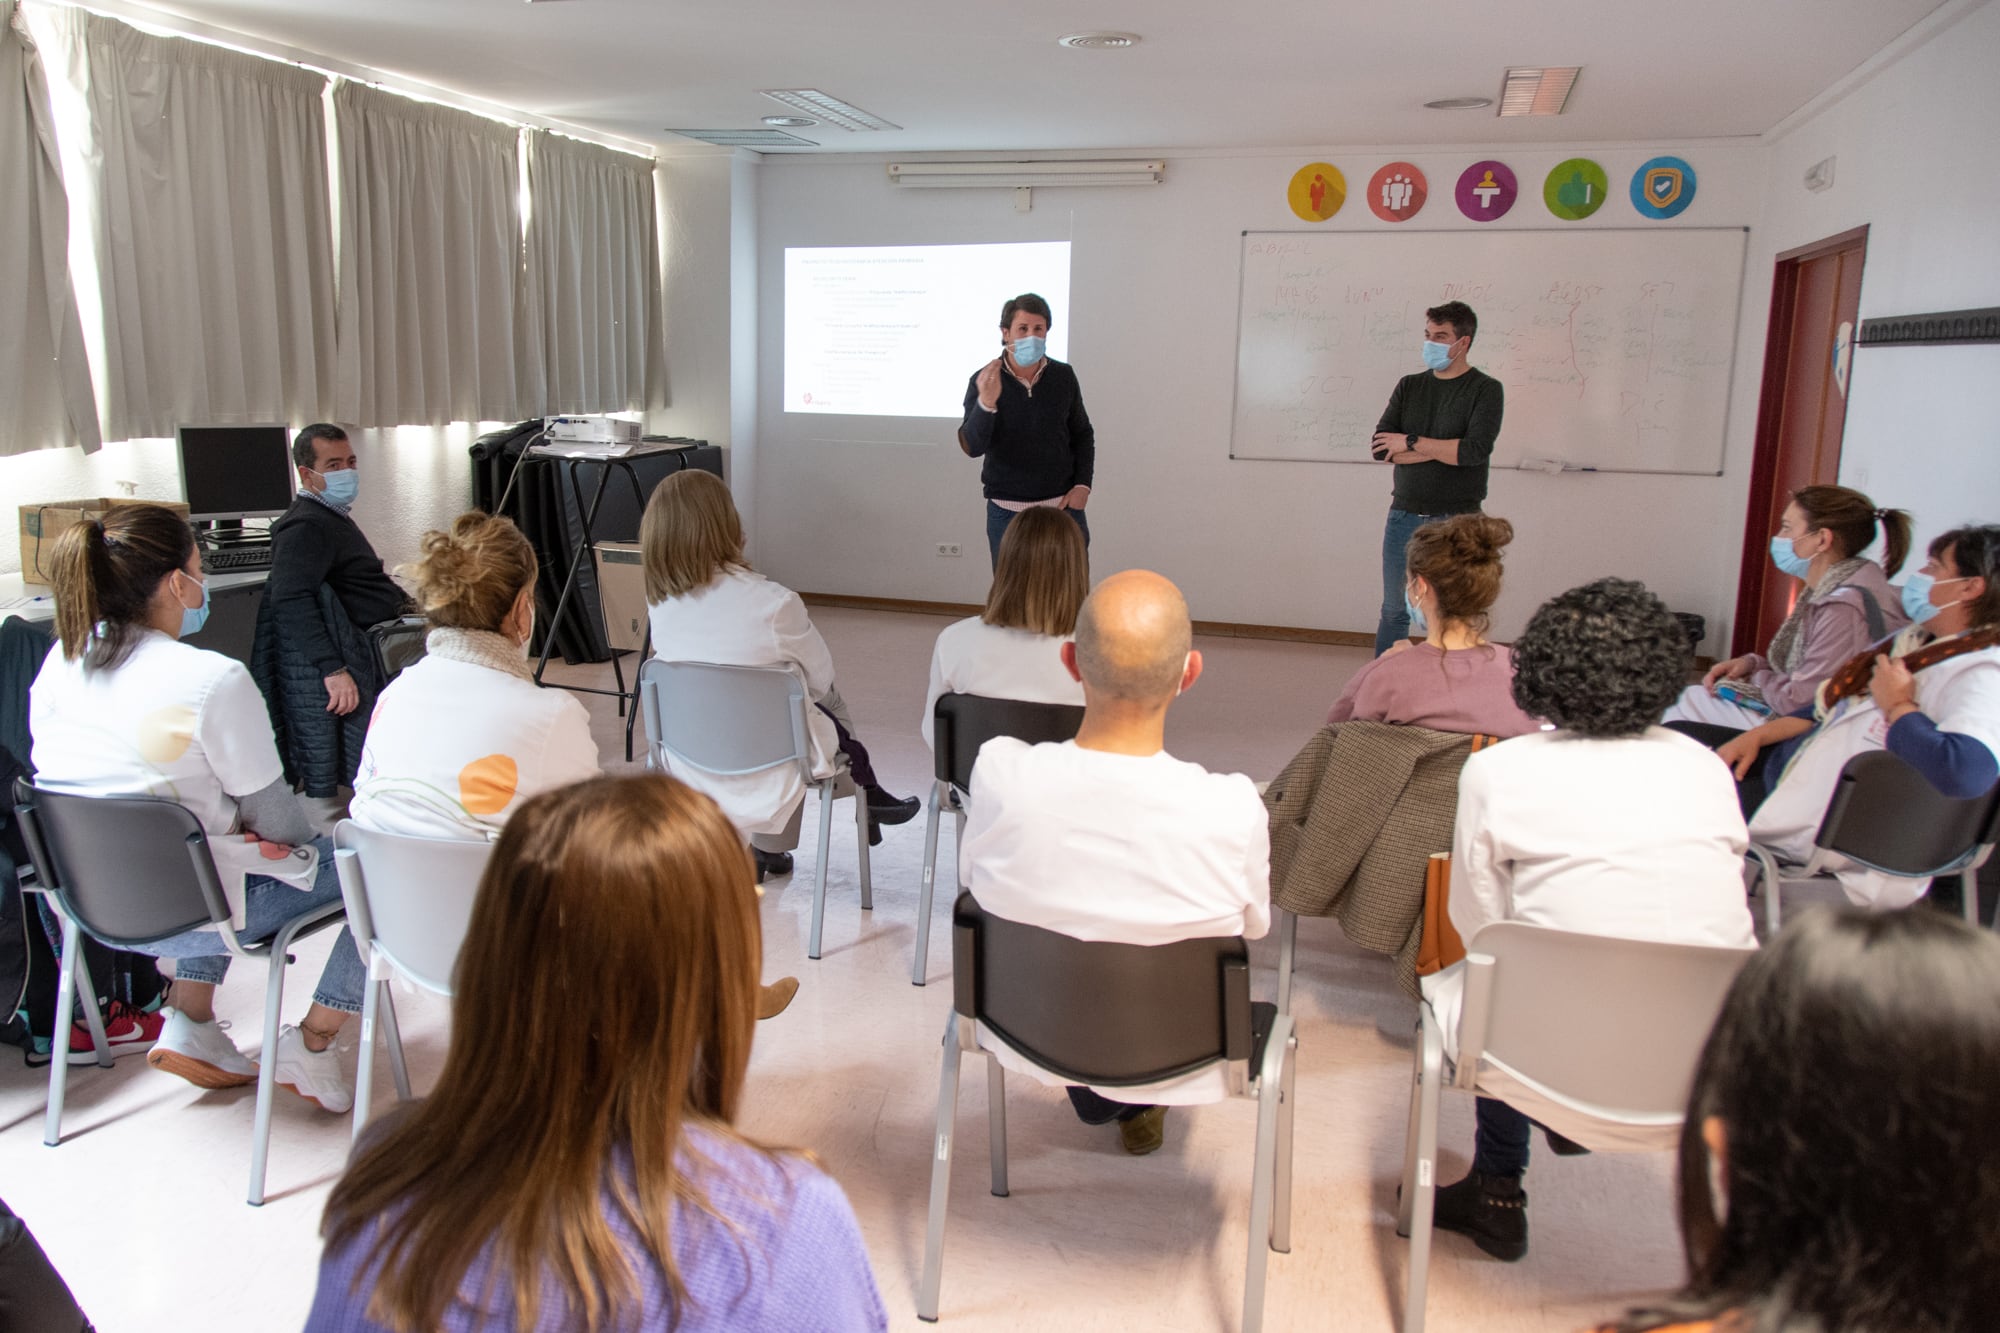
[1011,335,1046,368]
[1769,534,1813,579]
[1901,573,1972,624]
[178,572,211,637]
[1405,584,1429,636]
[1421,339,1454,371]
[316,468,359,509]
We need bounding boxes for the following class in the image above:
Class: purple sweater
[1327,642,1540,737]
[304,1125,887,1332]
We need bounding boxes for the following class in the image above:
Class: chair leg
[917,1014,965,1323]
[1399,1014,1445,1333]
[351,975,382,1147]
[1276,911,1297,1015]
[1243,1016,1289,1333]
[914,782,945,986]
[380,986,412,1102]
[1960,868,1980,926]
[809,783,834,960]
[1749,848,1783,935]
[1272,1028,1298,1255]
[44,918,85,1146]
[853,784,873,912]
[247,943,291,1206]
[986,1060,1009,1198]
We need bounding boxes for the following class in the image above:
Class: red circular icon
[1367,162,1428,222]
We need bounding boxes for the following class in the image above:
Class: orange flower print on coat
[458,754,520,816]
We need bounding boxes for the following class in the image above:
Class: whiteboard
[1229,228,1747,474]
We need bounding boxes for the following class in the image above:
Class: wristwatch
[1405,433,1419,450]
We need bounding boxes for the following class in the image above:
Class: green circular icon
[1543,158,1609,220]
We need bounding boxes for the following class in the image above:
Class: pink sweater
[1326,642,1541,738]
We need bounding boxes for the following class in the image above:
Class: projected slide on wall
[784,242,1072,418]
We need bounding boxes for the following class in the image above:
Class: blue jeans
[987,501,1088,569]
[134,833,364,1013]
[1375,506,1451,656]
[1471,1096,1532,1179]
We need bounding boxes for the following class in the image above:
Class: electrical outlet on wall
[936,542,962,557]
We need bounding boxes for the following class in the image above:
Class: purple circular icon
[1455,161,1518,222]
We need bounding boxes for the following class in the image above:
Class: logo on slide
[1287,162,1346,222]
[1543,158,1609,220]
[1454,161,1518,222]
[1630,156,1697,219]
[1367,162,1427,222]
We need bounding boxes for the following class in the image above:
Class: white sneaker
[273,1025,353,1114]
[146,1008,257,1089]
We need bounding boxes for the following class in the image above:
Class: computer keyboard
[202,544,274,573]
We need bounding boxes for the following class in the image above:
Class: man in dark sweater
[267,424,408,716]
[959,292,1095,568]
[1369,301,1505,655]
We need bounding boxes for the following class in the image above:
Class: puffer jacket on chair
[250,586,379,797]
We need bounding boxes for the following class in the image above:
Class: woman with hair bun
[1668,485,1911,728]
[1326,513,1538,737]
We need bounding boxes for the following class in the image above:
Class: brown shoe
[757,976,800,1020]
[1118,1105,1167,1156]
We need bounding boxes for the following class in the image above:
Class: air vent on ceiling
[665,128,818,147]
[1058,32,1141,49]
[1498,66,1580,116]
[760,89,899,132]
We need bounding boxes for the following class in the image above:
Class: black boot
[753,848,794,884]
[866,788,920,825]
[1432,1171,1528,1261]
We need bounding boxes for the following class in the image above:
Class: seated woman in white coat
[1668,486,1911,730]
[1424,577,1756,1263]
[920,505,1086,750]
[1720,524,2000,910]
[350,513,600,840]
[640,470,918,882]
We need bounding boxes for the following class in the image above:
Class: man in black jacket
[959,293,1096,568]
[267,424,408,717]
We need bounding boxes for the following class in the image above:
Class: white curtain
[334,81,525,428]
[0,2,98,455]
[520,129,664,416]
[61,10,334,442]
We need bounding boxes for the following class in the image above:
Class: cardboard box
[19,498,193,587]
[595,541,649,652]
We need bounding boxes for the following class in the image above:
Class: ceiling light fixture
[888,159,1165,189]
[1057,32,1141,49]
[666,128,817,148]
[1497,66,1580,116]
[760,89,899,132]
[762,115,818,128]
[1424,96,1494,111]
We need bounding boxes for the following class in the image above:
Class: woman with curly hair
[1326,513,1538,736]
[1421,578,1755,1263]
[1601,906,2000,1333]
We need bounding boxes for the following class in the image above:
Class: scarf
[1765,556,1869,675]
[1815,624,2000,719]
[425,626,535,681]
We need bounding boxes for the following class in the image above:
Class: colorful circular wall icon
[1287,162,1347,222]
[1454,160,1517,221]
[1630,155,1697,219]
[1367,162,1428,222]
[1543,158,1609,220]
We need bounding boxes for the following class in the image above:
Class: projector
[546,416,641,444]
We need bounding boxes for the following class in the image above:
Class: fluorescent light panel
[1497,66,1579,116]
[760,89,899,132]
[889,160,1164,189]
[666,128,817,147]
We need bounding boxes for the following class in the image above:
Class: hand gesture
[1703,656,1752,692]
[324,669,360,715]
[1060,485,1090,511]
[1867,653,1917,717]
[976,359,1002,412]
[1716,732,1763,780]
[1369,431,1401,461]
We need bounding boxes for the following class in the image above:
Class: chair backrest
[12,780,227,947]
[639,659,813,780]
[951,892,1254,1087]
[933,692,1087,791]
[367,616,431,685]
[1458,921,1752,1116]
[1815,750,2000,875]
[333,821,492,994]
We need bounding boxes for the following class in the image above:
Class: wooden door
[1732,227,1867,656]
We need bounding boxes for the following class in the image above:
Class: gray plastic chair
[331,821,493,1143]
[913,693,1086,986]
[919,893,1296,1332]
[1396,922,1752,1333]
[12,780,347,1207]
[365,615,430,686]
[638,658,871,959]
[1747,750,2000,932]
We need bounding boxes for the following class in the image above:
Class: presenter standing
[960,293,1095,568]
[1369,301,1505,655]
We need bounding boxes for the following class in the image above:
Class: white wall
[752,144,1774,648]
[1758,0,2000,562]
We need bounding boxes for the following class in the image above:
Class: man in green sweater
[1369,301,1505,655]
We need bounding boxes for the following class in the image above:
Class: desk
[0,570,268,666]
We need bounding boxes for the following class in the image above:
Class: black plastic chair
[917,893,1296,1331]
[1748,750,2000,931]
[913,693,1086,985]
[365,615,430,686]
[13,780,346,1206]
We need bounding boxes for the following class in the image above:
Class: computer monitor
[176,424,296,523]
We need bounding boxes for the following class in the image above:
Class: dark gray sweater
[1375,367,1505,514]
[960,360,1095,503]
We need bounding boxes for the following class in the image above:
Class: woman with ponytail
[29,503,364,1112]
[1669,486,1912,728]
[1326,513,1540,737]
